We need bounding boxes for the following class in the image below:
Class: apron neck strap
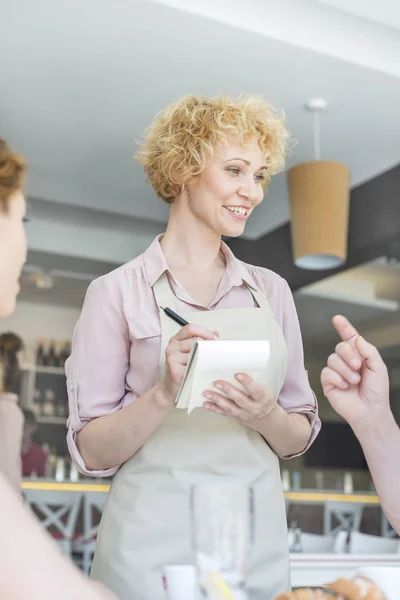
[245,282,269,310]
[152,271,176,311]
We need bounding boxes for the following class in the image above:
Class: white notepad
[175,339,270,413]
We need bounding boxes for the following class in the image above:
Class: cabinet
[19,365,69,456]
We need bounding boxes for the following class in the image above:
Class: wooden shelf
[21,365,66,375]
[37,416,67,425]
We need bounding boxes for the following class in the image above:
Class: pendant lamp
[287,98,350,270]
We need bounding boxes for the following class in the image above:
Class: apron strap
[152,271,177,310]
[153,273,178,384]
[245,282,270,311]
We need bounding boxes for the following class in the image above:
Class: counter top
[21,480,380,504]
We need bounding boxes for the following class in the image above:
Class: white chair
[300,532,336,553]
[81,491,108,574]
[349,531,400,554]
[381,511,397,538]
[323,501,363,536]
[24,489,82,558]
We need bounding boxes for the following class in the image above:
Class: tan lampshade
[287,160,350,270]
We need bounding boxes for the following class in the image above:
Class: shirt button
[68,383,74,392]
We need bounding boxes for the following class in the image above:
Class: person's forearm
[0,472,117,600]
[77,385,173,471]
[352,410,400,534]
[249,405,311,457]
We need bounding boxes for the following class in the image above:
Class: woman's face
[184,138,267,238]
[0,191,27,317]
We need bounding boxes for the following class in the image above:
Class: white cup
[162,565,197,600]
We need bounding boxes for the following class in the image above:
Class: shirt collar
[144,234,256,290]
[143,235,170,288]
[220,240,257,290]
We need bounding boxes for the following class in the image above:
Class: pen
[159,305,189,327]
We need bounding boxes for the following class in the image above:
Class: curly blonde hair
[135,94,290,203]
[0,138,27,213]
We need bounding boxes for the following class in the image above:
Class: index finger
[173,324,218,342]
[332,315,360,345]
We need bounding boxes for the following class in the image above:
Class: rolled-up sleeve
[65,275,130,477]
[278,280,321,458]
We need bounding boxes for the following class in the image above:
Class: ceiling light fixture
[287,98,351,270]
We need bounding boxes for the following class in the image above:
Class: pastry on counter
[275,576,386,600]
[329,577,386,600]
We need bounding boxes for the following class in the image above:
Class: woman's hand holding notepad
[175,340,270,413]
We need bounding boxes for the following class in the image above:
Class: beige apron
[91,272,290,600]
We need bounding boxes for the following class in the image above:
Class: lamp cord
[313,110,321,161]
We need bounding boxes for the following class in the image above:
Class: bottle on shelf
[59,341,71,368]
[69,461,79,482]
[291,471,301,490]
[315,470,324,490]
[55,457,65,482]
[55,393,67,418]
[42,389,56,417]
[36,339,46,366]
[45,447,57,479]
[343,472,354,494]
[33,388,42,416]
[46,339,59,368]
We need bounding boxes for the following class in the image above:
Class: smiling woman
[66,93,320,600]
[135,94,289,202]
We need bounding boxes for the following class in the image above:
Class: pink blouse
[66,236,321,476]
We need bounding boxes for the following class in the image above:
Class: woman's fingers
[203,393,242,417]
[321,366,349,391]
[334,341,363,371]
[332,315,360,345]
[327,353,361,385]
[173,324,218,342]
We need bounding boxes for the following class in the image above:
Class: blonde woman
[66,95,321,600]
[0,138,116,600]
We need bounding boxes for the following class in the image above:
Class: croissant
[275,576,386,600]
[329,577,386,600]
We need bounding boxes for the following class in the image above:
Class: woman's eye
[227,167,240,176]
[255,174,266,182]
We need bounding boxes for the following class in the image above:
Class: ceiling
[1,0,400,263]
[2,0,400,375]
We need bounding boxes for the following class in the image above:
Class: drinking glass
[190,482,253,597]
